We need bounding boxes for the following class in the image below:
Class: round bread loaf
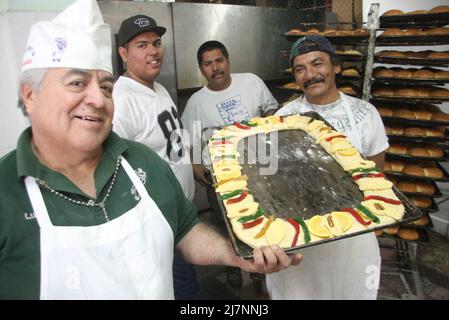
[431,112,449,122]
[372,86,395,96]
[430,88,449,97]
[384,126,393,135]
[425,127,444,137]
[283,82,301,90]
[289,29,304,35]
[416,181,436,195]
[375,230,384,237]
[426,27,449,35]
[383,226,400,235]
[339,86,357,96]
[412,215,430,226]
[378,50,406,58]
[353,28,369,36]
[407,10,428,15]
[396,69,414,78]
[405,51,426,58]
[398,228,420,241]
[403,165,425,176]
[413,69,434,79]
[374,68,394,77]
[408,146,429,157]
[306,28,320,35]
[377,106,393,117]
[396,88,418,97]
[383,161,392,171]
[381,28,404,36]
[397,180,416,193]
[337,30,353,36]
[341,67,360,76]
[389,159,405,172]
[404,127,426,136]
[429,5,449,13]
[427,51,449,59]
[410,196,432,208]
[413,109,432,120]
[382,9,404,16]
[388,143,407,154]
[336,49,362,55]
[426,144,444,158]
[414,86,431,97]
[434,71,449,79]
[322,29,337,36]
[393,108,415,119]
[390,125,404,135]
[423,167,443,178]
[403,29,422,36]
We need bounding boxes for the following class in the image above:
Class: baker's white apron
[24,156,174,299]
[266,94,381,299]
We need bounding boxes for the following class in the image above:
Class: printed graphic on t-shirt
[157,106,187,163]
[216,95,250,124]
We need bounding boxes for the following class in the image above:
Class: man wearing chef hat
[0,0,301,299]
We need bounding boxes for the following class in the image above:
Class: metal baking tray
[386,148,449,162]
[282,49,366,61]
[203,112,423,259]
[374,56,449,67]
[378,227,430,242]
[417,197,439,213]
[388,175,442,198]
[376,35,449,46]
[379,11,449,28]
[386,128,449,143]
[282,33,368,45]
[380,114,449,127]
[371,96,449,104]
[383,160,449,182]
[373,77,449,86]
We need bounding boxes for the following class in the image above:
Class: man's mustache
[212,71,224,79]
[303,76,325,89]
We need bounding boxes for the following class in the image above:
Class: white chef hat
[21,0,112,74]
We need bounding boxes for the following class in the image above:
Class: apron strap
[119,156,148,200]
[24,176,53,228]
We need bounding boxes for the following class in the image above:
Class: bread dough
[208,114,405,249]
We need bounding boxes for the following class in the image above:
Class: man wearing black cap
[112,15,198,299]
[267,35,389,299]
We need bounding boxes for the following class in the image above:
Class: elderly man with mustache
[181,40,279,288]
[267,35,389,300]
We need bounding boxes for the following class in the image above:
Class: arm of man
[176,222,302,274]
[367,151,385,171]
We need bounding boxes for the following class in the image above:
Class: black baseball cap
[118,15,166,47]
[289,35,336,67]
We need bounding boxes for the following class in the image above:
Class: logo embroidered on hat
[134,18,150,28]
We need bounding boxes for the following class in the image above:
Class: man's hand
[238,245,302,274]
[192,164,212,186]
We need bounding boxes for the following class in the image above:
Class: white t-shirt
[181,73,279,148]
[267,92,388,300]
[276,92,389,157]
[112,76,195,201]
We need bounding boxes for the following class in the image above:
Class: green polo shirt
[0,128,199,299]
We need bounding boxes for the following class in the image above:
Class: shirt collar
[16,127,129,197]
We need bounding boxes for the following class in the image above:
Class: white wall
[363,0,449,237]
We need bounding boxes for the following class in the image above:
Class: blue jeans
[173,254,200,300]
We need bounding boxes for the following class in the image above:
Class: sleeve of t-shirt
[162,156,200,244]
[252,74,279,113]
[112,91,139,140]
[365,104,390,157]
[181,97,200,150]
[275,99,303,116]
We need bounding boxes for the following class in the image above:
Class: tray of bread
[380,6,449,29]
[386,141,448,161]
[282,49,366,61]
[374,50,449,67]
[203,112,423,258]
[409,195,438,212]
[371,85,449,103]
[388,175,442,198]
[373,67,449,85]
[376,104,449,126]
[376,27,449,46]
[383,159,449,182]
[339,67,362,80]
[284,28,369,45]
[385,123,449,143]
[376,225,430,242]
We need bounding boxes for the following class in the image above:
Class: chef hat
[21,0,112,74]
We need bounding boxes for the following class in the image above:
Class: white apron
[25,156,174,300]
[266,94,381,300]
